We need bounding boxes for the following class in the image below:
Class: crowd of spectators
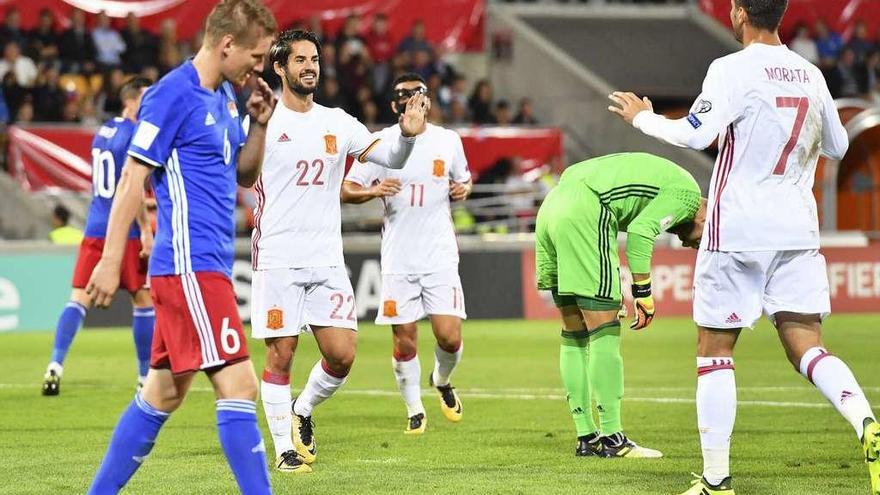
[788,19,880,101]
[0,7,539,128]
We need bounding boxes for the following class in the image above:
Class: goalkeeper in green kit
[535,152,706,458]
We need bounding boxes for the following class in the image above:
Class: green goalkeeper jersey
[558,152,702,274]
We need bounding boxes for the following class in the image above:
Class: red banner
[1,0,485,52]
[6,124,562,191]
[699,0,880,39]
[522,246,880,320]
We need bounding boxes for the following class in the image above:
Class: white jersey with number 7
[632,43,849,252]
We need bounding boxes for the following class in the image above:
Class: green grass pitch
[0,315,878,494]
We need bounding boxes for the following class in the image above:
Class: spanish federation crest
[324,134,337,154]
[433,159,446,177]
[266,308,284,330]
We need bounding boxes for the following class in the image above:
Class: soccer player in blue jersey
[41,76,153,396]
[83,1,279,493]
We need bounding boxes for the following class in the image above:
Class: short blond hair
[204,0,277,47]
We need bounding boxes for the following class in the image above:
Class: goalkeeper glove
[629,278,655,330]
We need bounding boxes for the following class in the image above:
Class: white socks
[392,353,425,417]
[431,343,463,387]
[799,347,876,439]
[293,360,347,418]
[696,357,737,486]
[260,371,295,457]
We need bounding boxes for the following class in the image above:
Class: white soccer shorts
[375,269,467,325]
[251,266,358,339]
[693,249,830,329]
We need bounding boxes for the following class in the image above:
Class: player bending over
[342,73,472,435]
[251,31,428,472]
[609,1,879,493]
[535,152,706,459]
[42,77,153,396]
[84,1,277,493]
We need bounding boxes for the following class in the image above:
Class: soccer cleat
[429,374,462,422]
[404,413,427,435]
[42,370,61,396]
[575,433,609,457]
[600,432,663,458]
[678,474,734,494]
[274,450,312,473]
[292,410,317,464]
[863,418,880,495]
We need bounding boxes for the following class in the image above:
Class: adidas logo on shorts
[725,312,742,324]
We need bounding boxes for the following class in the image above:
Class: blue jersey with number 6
[84,117,140,240]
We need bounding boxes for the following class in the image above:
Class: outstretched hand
[400,93,428,137]
[608,91,653,125]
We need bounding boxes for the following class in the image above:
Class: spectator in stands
[96,68,126,120]
[439,73,468,110]
[33,66,65,122]
[865,50,880,101]
[0,85,9,124]
[122,12,158,73]
[410,48,435,80]
[337,43,370,106]
[503,156,539,232]
[469,78,495,124]
[316,74,345,108]
[827,47,864,98]
[321,43,337,79]
[48,205,83,245]
[2,71,25,117]
[494,99,512,125]
[789,23,818,65]
[0,8,27,49]
[513,97,539,125]
[14,99,32,123]
[26,9,60,68]
[361,99,379,126]
[846,20,876,64]
[447,99,469,124]
[365,13,393,92]
[815,19,844,61]
[60,99,79,123]
[0,41,37,88]
[427,98,444,124]
[157,19,182,74]
[398,20,433,60]
[59,8,96,74]
[335,14,366,58]
[92,11,126,70]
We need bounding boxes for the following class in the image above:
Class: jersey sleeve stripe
[127,150,163,168]
[356,138,381,163]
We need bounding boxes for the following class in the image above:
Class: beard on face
[284,68,318,96]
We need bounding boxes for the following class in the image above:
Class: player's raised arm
[86,158,153,308]
[609,61,735,150]
[238,77,276,187]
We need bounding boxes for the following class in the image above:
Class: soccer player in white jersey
[342,73,472,435]
[609,1,878,493]
[251,30,428,472]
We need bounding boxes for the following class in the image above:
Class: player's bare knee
[435,331,461,353]
[392,324,418,356]
[696,326,738,357]
[264,337,296,373]
[324,351,355,377]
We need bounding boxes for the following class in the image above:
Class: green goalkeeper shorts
[535,184,621,311]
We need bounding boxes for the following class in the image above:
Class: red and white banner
[522,246,880,320]
[2,0,485,52]
[5,124,562,191]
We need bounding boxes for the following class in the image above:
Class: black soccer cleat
[42,370,61,396]
[405,413,427,435]
[576,433,609,457]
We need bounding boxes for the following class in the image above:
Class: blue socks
[88,393,169,495]
[216,399,272,495]
[50,301,87,365]
[131,307,155,378]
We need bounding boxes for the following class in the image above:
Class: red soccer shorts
[149,271,250,374]
[72,237,148,293]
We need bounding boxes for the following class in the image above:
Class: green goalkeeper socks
[588,321,624,436]
[559,330,596,437]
